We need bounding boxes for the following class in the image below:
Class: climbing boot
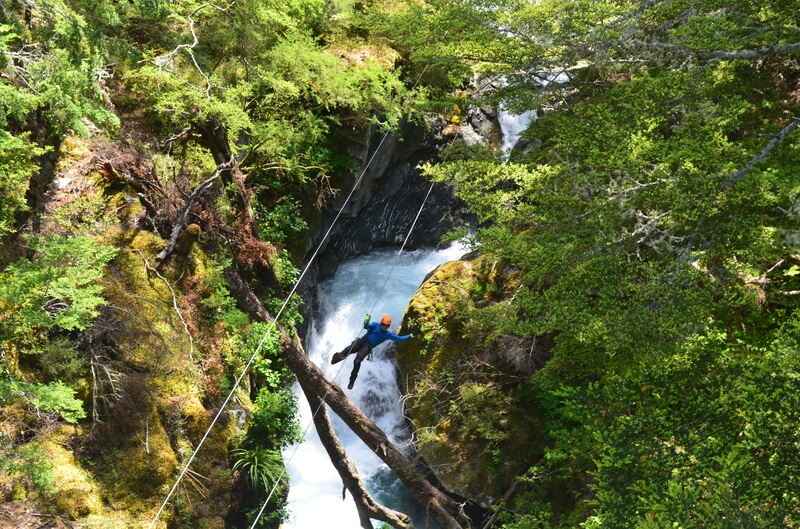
[347,379,355,390]
[331,352,346,364]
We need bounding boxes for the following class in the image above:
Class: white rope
[368,180,436,320]
[151,62,442,529]
[148,128,394,529]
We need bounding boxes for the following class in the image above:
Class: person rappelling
[331,314,414,389]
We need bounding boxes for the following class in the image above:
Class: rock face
[316,121,467,273]
[297,107,503,330]
[297,118,475,332]
[394,253,549,508]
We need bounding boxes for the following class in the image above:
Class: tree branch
[721,117,800,190]
[301,387,413,529]
[680,118,800,261]
[156,157,232,264]
[223,267,473,529]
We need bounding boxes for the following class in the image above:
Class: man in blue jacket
[331,314,414,389]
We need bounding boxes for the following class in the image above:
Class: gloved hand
[363,313,371,325]
[410,333,415,338]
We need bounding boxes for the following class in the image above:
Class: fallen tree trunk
[224,267,472,529]
[301,387,413,529]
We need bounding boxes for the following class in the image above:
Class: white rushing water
[283,243,466,528]
[497,108,536,156]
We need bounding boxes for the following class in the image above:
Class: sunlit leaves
[0,132,44,236]
[0,235,117,338]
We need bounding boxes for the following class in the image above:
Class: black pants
[336,338,373,387]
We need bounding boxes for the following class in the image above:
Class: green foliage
[237,322,291,389]
[255,200,308,245]
[199,260,250,329]
[0,378,86,424]
[1,2,119,137]
[258,33,410,123]
[39,337,88,384]
[0,235,117,344]
[244,387,302,451]
[230,446,285,492]
[400,1,800,527]
[0,443,57,496]
[0,23,48,235]
[0,131,43,236]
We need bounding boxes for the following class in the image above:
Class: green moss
[38,427,104,519]
[398,255,542,504]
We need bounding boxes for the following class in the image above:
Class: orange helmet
[380,315,392,325]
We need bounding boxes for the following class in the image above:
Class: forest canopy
[2,0,800,528]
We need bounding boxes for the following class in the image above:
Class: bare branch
[134,249,195,362]
[151,1,238,97]
[156,156,233,264]
[721,117,800,190]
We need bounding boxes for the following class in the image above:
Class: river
[282,244,467,528]
[282,105,533,528]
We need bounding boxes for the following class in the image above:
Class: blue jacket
[363,321,412,348]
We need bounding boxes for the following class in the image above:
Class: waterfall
[496,71,570,158]
[283,243,466,528]
[497,108,536,157]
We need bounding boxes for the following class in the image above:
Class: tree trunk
[300,386,413,529]
[224,267,472,529]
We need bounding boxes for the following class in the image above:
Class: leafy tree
[0,443,57,496]
[0,130,43,236]
[242,388,302,452]
[0,25,47,237]
[0,379,87,424]
[1,1,119,136]
[405,0,800,527]
[0,235,117,352]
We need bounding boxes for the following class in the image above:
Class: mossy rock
[397,259,478,382]
[39,427,104,519]
[326,39,401,70]
[397,256,543,505]
[54,488,94,519]
[101,230,197,390]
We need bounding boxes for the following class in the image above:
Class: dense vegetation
[393,1,800,528]
[2,0,800,528]
[0,0,419,526]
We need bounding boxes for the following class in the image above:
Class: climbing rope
[148,125,396,529]
[150,64,447,529]
[368,179,436,321]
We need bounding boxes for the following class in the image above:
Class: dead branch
[156,157,232,264]
[721,117,800,190]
